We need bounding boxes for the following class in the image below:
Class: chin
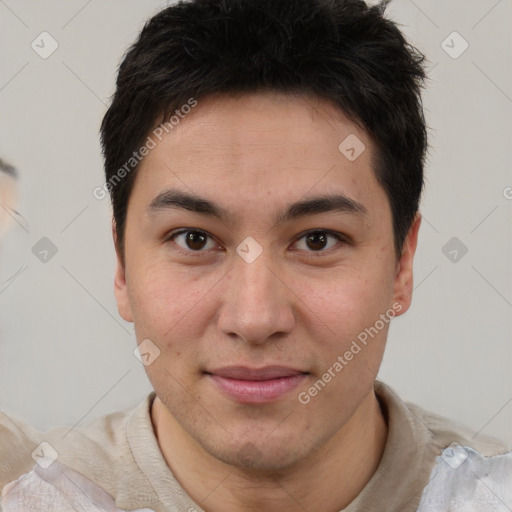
[199,433,309,473]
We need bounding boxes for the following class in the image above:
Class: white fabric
[417,444,512,512]
[1,459,154,512]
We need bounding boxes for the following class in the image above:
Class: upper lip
[206,366,308,381]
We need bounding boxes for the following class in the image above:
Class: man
[1,0,511,511]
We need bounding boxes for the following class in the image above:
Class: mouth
[204,366,310,404]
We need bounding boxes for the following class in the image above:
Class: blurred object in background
[0,158,19,237]
[0,157,27,296]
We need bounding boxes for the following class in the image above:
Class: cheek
[295,262,395,386]
[127,260,215,355]
[128,261,179,328]
[301,263,394,336]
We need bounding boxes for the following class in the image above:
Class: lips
[205,366,309,403]
[205,366,307,381]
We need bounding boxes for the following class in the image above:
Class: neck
[151,388,388,512]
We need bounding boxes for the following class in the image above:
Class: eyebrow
[148,188,368,229]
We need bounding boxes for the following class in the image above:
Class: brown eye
[293,230,345,254]
[305,232,329,251]
[183,231,208,250]
[168,229,217,253]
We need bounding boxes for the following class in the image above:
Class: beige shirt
[1,380,510,511]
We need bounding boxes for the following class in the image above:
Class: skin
[113,91,421,512]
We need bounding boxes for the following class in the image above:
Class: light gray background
[0,0,511,445]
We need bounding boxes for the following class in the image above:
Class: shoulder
[405,399,510,456]
[374,380,510,457]
[1,393,156,507]
[400,394,512,510]
[32,394,153,493]
[0,409,44,490]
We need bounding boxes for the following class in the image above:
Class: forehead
[131,92,388,223]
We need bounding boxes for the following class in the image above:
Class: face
[114,92,420,471]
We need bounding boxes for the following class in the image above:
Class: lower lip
[207,373,308,404]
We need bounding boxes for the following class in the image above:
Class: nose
[217,248,296,345]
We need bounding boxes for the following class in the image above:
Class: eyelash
[165,229,349,258]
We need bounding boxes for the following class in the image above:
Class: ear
[113,220,134,323]
[392,213,421,316]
